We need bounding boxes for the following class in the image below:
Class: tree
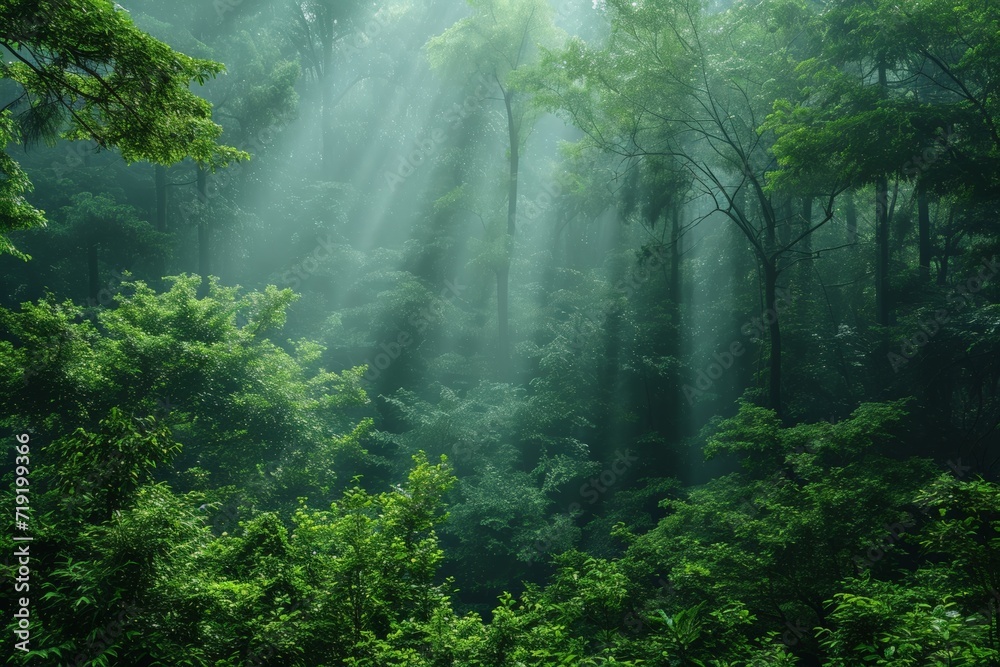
[525,0,842,416]
[286,0,369,172]
[0,0,246,257]
[768,0,1000,325]
[0,112,44,258]
[426,0,562,369]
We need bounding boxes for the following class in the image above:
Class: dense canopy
[1,0,999,665]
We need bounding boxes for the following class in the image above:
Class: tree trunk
[777,196,792,248]
[918,187,931,282]
[875,174,890,325]
[800,196,813,287]
[938,244,949,285]
[845,191,857,246]
[764,260,782,417]
[321,27,335,173]
[498,88,518,368]
[496,264,509,365]
[197,167,210,296]
[875,62,891,326]
[669,200,682,339]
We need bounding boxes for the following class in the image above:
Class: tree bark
[321,42,335,171]
[764,260,782,417]
[669,200,682,343]
[497,87,518,369]
[800,196,813,287]
[319,5,339,175]
[918,186,931,282]
[875,174,890,325]
[845,190,857,246]
[777,196,792,248]
[875,63,891,326]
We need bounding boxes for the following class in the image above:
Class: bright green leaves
[0,276,370,490]
[704,400,784,465]
[47,407,181,520]
[290,453,456,650]
[705,398,913,467]
[0,0,245,167]
[765,83,937,192]
[0,110,45,259]
[617,399,940,663]
[819,586,1000,666]
[914,474,1000,613]
[0,0,248,255]
[765,0,1000,195]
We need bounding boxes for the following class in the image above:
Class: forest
[1,0,999,664]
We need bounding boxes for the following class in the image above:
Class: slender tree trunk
[669,200,682,339]
[875,174,890,325]
[800,196,813,287]
[758,186,782,417]
[778,196,792,248]
[321,30,335,173]
[845,191,858,246]
[545,208,566,291]
[938,205,954,285]
[88,241,99,306]
[938,248,949,285]
[667,201,683,439]
[498,88,518,368]
[197,167,210,296]
[764,260,782,417]
[875,62,891,325]
[918,186,931,281]
[496,265,509,359]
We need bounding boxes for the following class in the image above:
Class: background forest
[1,0,1000,665]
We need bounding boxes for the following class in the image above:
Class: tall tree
[287,0,368,172]
[526,0,841,416]
[427,0,561,369]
